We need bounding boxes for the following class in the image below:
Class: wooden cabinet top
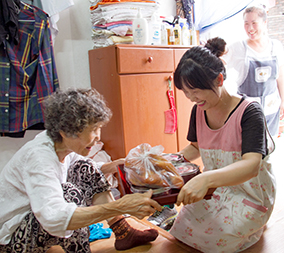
[89,44,192,75]
[89,44,193,51]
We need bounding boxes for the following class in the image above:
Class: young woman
[222,5,284,137]
[169,38,276,252]
[0,88,161,252]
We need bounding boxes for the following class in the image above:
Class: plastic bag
[124,143,184,190]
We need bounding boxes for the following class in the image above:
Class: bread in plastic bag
[124,143,184,189]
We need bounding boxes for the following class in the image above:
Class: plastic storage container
[181,22,190,46]
[160,23,167,45]
[133,8,149,45]
[167,25,175,45]
[149,14,161,45]
[173,23,181,45]
[191,25,198,45]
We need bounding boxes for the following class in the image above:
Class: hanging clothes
[193,0,254,32]
[0,1,59,137]
[0,0,21,45]
[21,0,43,9]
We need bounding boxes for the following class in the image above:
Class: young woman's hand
[176,173,209,206]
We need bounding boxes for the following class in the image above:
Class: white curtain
[194,0,275,33]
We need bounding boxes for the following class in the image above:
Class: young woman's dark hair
[174,37,227,92]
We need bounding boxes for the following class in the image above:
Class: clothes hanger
[18,20,35,23]
[18,1,35,23]
[20,0,33,10]
[13,1,20,14]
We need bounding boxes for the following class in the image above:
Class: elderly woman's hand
[114,190,162,220]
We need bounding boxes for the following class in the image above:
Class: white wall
[53,0,93,90]
[0,0,177,171]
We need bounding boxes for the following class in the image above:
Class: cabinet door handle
[147,56,153,63]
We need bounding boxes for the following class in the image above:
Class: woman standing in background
[222,5,284,137]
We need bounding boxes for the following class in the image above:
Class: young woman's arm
[179,142,200,162]
[176,152,261,206]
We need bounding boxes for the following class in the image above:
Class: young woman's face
[182,84,220,111]
[62,123,102,157]
[244,11,266,41]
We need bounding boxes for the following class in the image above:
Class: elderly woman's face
[63,123,102,157]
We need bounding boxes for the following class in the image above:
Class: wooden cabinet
[88,44,198,163]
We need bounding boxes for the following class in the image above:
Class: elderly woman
[0,88,161,252]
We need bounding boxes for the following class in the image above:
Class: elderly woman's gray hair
[44,88,112,143]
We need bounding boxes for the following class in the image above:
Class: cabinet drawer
[117,47,174,74]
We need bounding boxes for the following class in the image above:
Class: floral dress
[170,100,276,253]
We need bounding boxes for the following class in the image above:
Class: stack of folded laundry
[89,0,159,48]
